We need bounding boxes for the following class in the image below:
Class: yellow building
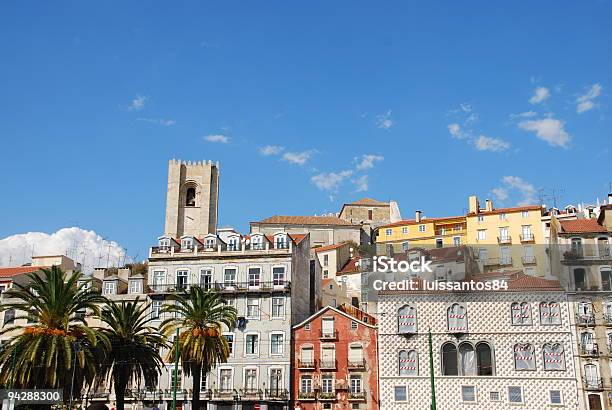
[465,195,548,276]
[375,210,467,252]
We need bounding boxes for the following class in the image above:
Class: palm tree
[0,266,107,402]
[161,286,237,410]
[96,298,165,410]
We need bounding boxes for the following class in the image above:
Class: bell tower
[164,159,219,238]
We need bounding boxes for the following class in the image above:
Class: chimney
[468,196,479,214]
[415,210,422,223]
[485,199,493,212]
[118,268,131,282]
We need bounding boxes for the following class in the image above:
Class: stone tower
[164,159,219,238]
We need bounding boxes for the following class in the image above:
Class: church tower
[164,159,219,238]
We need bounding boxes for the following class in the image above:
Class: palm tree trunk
[114,371,128,410]
[191,363,202,410]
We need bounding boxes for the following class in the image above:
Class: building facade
[377,273,579,409]
[292,305,378,410]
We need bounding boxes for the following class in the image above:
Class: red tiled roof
[506,273,563,290]
[468,205,543,217]
[560,218,608,234]
[346,198,388,206]
[314,243,348,253]
[287,233,308,245]
[255,215,357,226]
[0,266,47,278]
[338,256,361,274]
[379,216,465,229]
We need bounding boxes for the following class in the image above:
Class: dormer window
[205,237,216,249]
[251,235,264,250]
[181,237,194,250]
[275,234,288,249]
[228,236,240,251]
[128,279,142,294]
[159,238,171,250]
[103,281,116,295]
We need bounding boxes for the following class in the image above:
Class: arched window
[398,305,417,334]
[511,302,531,325]
[459,343,475,375]
[441,343,458,375]
[399,350,418,376]
[539,302,561,325]
[543,343,565,370]
[447,303,467,333]
[186,187,196,206]
[476,342,493,376]
[513,343,535,370]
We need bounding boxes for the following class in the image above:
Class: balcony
[576,313,595,326]
[579,343,599,357]
[319,359,337,370]
[149,283,190,293]
[298,359,316,370]
[213,389,238,400]
[497,236,512,245]
[520,233,535,243]
[213,281,291,294]
[319,330,339,341]
[240,388,263,399]
[318,392,337,401]
[297,391,316,401]
[584,378,603,391]
[347,358,367,370]
[481,257,513,267]
[604,314,612,326]
[265,389,288,400]
[348,391,367,401]
[521,255,537,265]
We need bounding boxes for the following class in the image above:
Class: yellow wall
[377,217,467,246]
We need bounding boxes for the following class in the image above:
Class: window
[550,390,562,405]
[128,280,142,294]
[224,334,234,355]
[459,343,475,375]
[271,333,284,355]
[601,269,612,291]
[245,369,257,390]
[322,317,335,338]
[436,238,443,248]
[323,270,329,279]
[321,376,333,393]
[223,268,236,286]
[199,269,212,290]
[513,343,535,370]
[220,369,232,390]
[205,237,216,249]
[368,209,373,220]
[584,364,600,388]
[247,298,260,319]
[200,373,207,390]
[511,302,532,325]
[499,227,509,241]
[386,229,392,236]
[418,225,426,232]
[181,237,193,250]
[394,386,407,402]
[228,236,240,251]
[477,215,484,222]
[542,343,565,370]
[402,242,409,251]
[489,391,500,401]
[272,297,285,318]
[323,254,329,266]
[574,268,587,290]
[453,236,461,246]
[159,237,171,249]
[176,270,188,290]
[300,376,312,393]
[521,225,533,240]
[508,386,523,404]
[248,267,261,287]
[571,237,583,255]
[442,343,458,375]
[275,234,288,249]
[349,344,364,366]
[540,302,561,325]
[269,368,282,392]
[150,301,162,320]
[477,229,486,241]
[399,350,417,376]
[321,346,335,367]
[476,343,493,376]
[461,386,476,402]
[185,187,196,206]
[301,346,314,365]
[447,303,467,333]
[499,213,507,220]
[153,271,165,289]
[103,281,116,295]
[350,375,362,394]
[304,323,310,331]
[245,334,259,355]
[402,227,408,234]
[521,210,529,218]
[170,367,182,389]
[273,266,285,285]
[397,305,417,334]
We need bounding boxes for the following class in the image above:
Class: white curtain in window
[399,350,418,376]
[459,344,475,375]
[398,305,417,333]
[514,344,535,370]
[543,343,565,370]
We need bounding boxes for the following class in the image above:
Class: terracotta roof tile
[560,219,608,234]
[338,256,361,274]
[256,215,357,226]
[379,216,465,229]
[467,205,543,217]
[347,198,388,206]
[0,266,47,278]
[314,243,348,253]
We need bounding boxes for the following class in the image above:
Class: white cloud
[509,111,537,119]
[282,151,313,166]
[0,227,128,274]
[137,117,176,126]
[447,123,465,139]
[529,87,550,104]
[460,103,473,113]
[353,175,369,192]
[519,118,571,148]
[128,95,147,111]
[310,170,353,192]
[474,135,510,152]
[204,134,229,143]
[258,145,284,156]
[355,154,384,171]
[491,187,509,202]
[376,110,395,130]
[576,83,602,114]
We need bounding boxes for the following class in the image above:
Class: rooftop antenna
[539,188,565,209]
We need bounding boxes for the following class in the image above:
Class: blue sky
[0,1,610,261]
